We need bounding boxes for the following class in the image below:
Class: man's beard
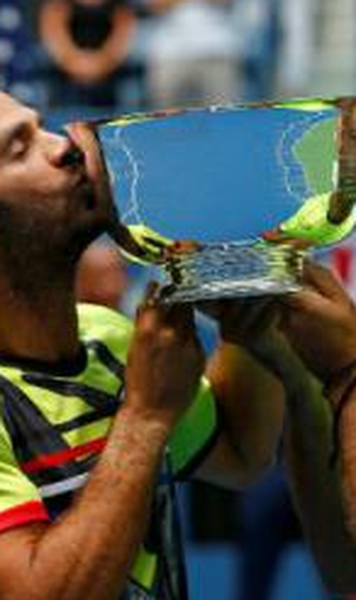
[0,207,100,296]
[0,180,123,296]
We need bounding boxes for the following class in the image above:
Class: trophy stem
[159,241,306,303]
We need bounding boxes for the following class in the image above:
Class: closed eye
[8,135,30,160]
[0,109,40,163]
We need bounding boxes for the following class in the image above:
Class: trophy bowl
[90,98,356,302]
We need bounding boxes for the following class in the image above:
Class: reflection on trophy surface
[73,97,356,302]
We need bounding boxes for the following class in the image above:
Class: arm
[246,263,356,593]
[0,299,204,600]
[38,0,85,78]
[38,0,136,85]
[194,300,285,490]
[284,364,356,595]
[73,6,136,83]
[249,324,356,595]
[146,0,231,14]
[95,7,137,77]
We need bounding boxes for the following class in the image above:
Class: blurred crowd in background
[2,1,356,599]
[1,0,348,115]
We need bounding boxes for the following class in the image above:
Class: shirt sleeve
[168,376,220,480]
[0,415,49,534]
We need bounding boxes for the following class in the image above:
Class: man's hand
[197,295,284,377]
[125,284,205,428]
[279,261,356,381]
[198,295,317,402]
[197,296,278,346]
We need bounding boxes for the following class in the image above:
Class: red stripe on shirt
[0,500,49,533]
[22,437,107,474]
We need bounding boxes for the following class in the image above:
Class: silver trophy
[91,98,356,302]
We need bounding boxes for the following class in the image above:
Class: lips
[66,121,111,205]
[65,122,99,177]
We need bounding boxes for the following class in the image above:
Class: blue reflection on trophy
[94,98,356,301]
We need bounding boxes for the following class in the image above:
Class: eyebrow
[0,110,42,158]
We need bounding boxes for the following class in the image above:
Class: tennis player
[0,91,283,600]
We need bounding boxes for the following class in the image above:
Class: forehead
[0,92,34,126]
[0,92,24,114]
[0,93,40,147]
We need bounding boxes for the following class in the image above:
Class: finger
[160,302,196,337]
[195,298,227,320]
[135,281,162,324]
[141,281,162,307]
[302,260,348,300]
[279,287,333,315]
[196,297,265,321]
[209,297,277,343]
[249,301,280,332]
[137,292,197,338]
[195,299,227,320]
[235,299,278,337]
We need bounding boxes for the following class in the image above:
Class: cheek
[26,166,71,200]
[0,176,71,235]
[0,162,66,202]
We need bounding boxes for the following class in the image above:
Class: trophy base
[159,241,305,303]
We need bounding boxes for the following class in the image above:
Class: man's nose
[45,133,85,169]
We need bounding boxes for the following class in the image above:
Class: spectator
[36,0,137,109]
[143,0,239,108]
[276,0,319,97]
[0,0,46,107]
[232,0,280,101]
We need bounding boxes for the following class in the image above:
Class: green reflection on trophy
[262,97,356,248]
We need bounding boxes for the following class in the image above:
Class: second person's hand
[278,261,356,382]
